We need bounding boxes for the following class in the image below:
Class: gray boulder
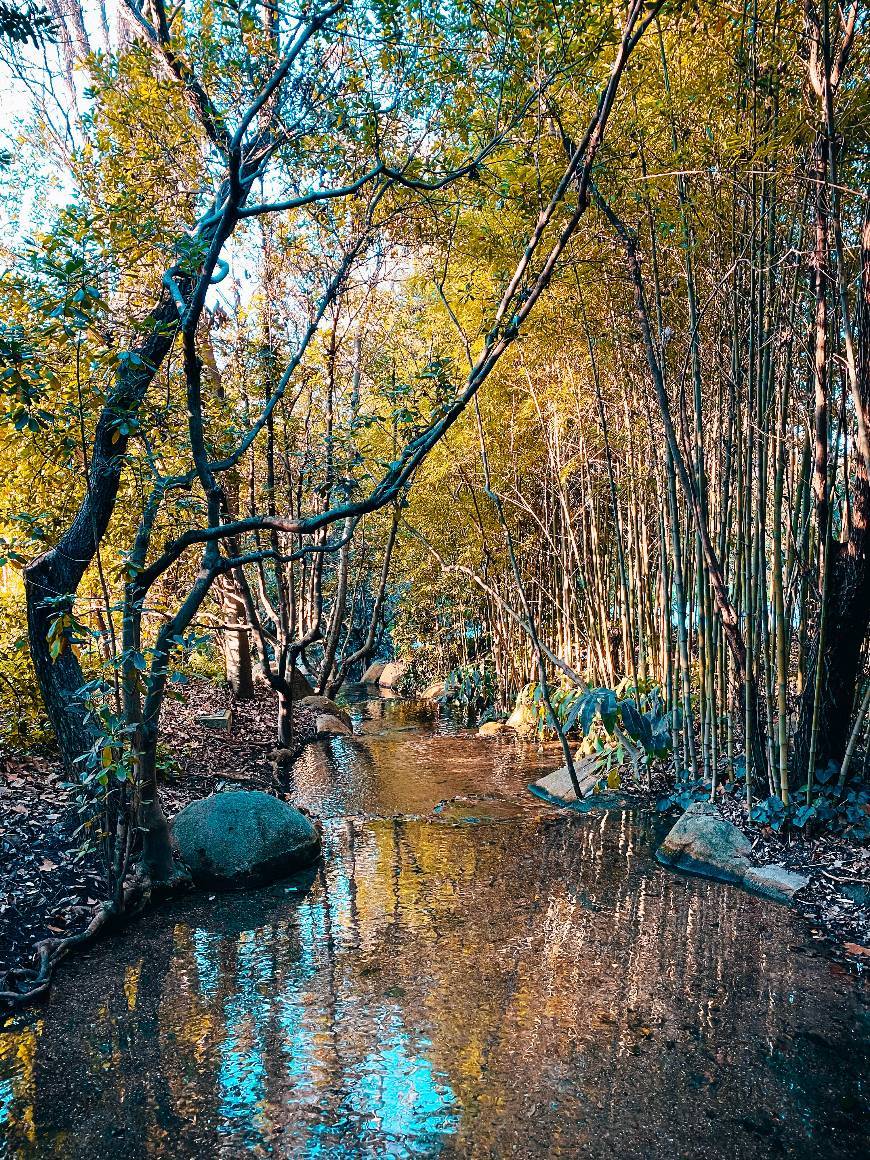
[315,712,353,737]
[657,802,810,905]
[656,801,752,884]
[298,695,352,730]
[172,790,320,888]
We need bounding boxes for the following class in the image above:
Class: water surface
[1,692,867,1158]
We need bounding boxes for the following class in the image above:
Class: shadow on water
[1,693,867,1158]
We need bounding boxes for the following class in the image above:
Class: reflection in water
[290,691,561,820]
[0,696,867,1158]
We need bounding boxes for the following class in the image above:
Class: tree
[0,0,667,1007]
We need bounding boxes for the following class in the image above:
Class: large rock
[298,695,352,730]
[315,713,353,737]
[172,790,320,888]
[360,661,386,685]
[532,755,605,801]
[421,681,445,701]
[656,803,809,905]
[656,802,752,884]
[378,660,408,689]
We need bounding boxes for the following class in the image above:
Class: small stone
[196,710,233,731]
[477,720,507,737]
[839,881,870,907]
[743,864,810,904]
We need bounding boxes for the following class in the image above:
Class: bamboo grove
[398,2,870,816]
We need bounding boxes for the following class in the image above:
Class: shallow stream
[0,691,867,1157]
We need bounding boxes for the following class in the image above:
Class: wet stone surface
[1,692,868,1158]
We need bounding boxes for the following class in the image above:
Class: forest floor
[1,683,868,990]
[715,793,870,964]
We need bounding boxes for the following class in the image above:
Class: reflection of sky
[0,1076,14,1130]
[275,993,458,1158]
[192,929,222,1001]
[215,933,273,1149]
[185,841,458,1157]
[349,1011,459,1143]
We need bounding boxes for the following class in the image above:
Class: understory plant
[524,678,675,760]
[441,662,497,720]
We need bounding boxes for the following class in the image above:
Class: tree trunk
[24,554,95,771]
[24,292,182,772]
[219,576,255,699]
[797,208,870,773]
[136,738,176,884]
[277,691,293,748]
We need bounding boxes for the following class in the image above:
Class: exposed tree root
[0,866,191,1010]
[0,902,117,1007]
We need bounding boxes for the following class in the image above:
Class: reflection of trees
[0,1021,39,1154]
[4,812,866,1157]
[289,736,379,819]
[26,928,183,1157]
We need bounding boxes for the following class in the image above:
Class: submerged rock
[172,790,321,888]
[433,795,524,823]
[421,681,445,701]
[657,802,810,905]
[657,802,752,884]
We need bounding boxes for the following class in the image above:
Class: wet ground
[1,691,867,1158]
